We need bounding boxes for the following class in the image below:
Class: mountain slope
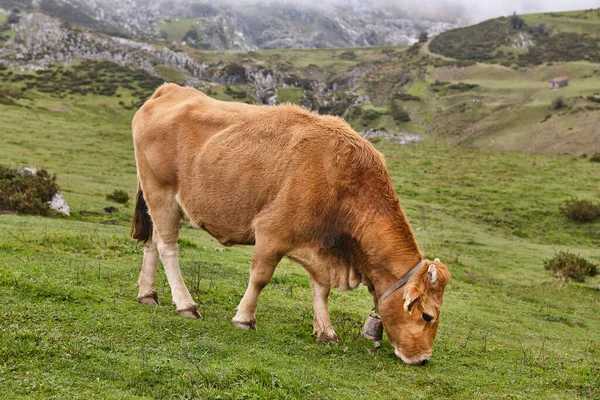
[1,0,460,50]
[429,9,600,66]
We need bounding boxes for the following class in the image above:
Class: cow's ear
[403,287,422,314]
[428,264,437,284]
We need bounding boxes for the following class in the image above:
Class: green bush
[587,96,600,103]
[590,153,600,162]
[544,250,598,282]
[448,82,479,92]
[390,101,411,123]
[339,51,356,60]
[559,198,600,222]
[106,189,130,205]
[0,165,59,215]
[361,109,383,122]
[393,93,422,101]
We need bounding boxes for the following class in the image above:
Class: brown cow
[131,83,450,365]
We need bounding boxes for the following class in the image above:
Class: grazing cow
[131,83,450,365]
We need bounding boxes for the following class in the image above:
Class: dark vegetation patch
[339,51,357,60]
[560,198,600,222]
[1,60,163,109]
[551,96,566,110]
[429,18,511,62]
[182,27,211,50]
[105,189,130,205]
[390,100,410,122]
[544,250,598,282]
[393,92,422,101]
[222,63,247,84]
[0,85,25,106]
[587,95,600,103]
[224,85,247,99]
[0,165,59,215]
[360,108,384,124]
[590,153,600,162]
[430,80,478,93]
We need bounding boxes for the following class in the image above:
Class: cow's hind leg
[310,277,338,343]
[146,189,200,318]
[232,240,283,330]
[137,236,159,305]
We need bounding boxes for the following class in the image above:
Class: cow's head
[378,258,450,365]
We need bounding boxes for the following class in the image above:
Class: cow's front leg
[232,243,282,330]
[310,277,338,343]
[137,236,159,305]
[148,195,200,319]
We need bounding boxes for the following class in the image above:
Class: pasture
[1,87,599,399]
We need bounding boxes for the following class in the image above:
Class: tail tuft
[131,186,153,242]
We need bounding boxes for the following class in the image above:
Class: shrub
[106,189,130,205]
[0,165,59,215]
[361,109,383,122]
[551,96,565,110]
[339,51,356,60]
[560,198,600,222]
[390,101,411,123]
[509,12,525,31]
[393,93,422,101]
[7,12,20,24]
[590,153,600,162]
[587,95,600,103]
[448,82,479,92]
[222,63,246,83]
[544,250,598,282]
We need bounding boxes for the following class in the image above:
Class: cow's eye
[422,313,434,323]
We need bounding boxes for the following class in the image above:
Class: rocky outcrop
[360,128,424,146]
[0,13,206,76]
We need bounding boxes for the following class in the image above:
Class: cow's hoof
[137,291,159,305]
[232,316,257,330]
[316,330,338,344]
[177,304,202,319]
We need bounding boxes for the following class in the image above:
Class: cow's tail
[131,184,153,242]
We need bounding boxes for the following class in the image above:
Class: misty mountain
[2,0,461,50]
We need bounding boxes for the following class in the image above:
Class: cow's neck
[356,208,423,299]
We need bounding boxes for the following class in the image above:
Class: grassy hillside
[429,9,600,66]
[1,65,600,398]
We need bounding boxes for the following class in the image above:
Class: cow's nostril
[420,359,429,366]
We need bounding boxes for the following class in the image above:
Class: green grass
[158,18,197,43]
[277,87,304,104]
[1,77,600,398]
[155,65,188,85]
[523,9,600,37]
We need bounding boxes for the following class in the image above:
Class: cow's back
[133,83,391,248]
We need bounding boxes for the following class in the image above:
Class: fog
[436,0,600,22]
[236,0,600,22]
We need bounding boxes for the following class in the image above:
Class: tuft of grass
[106,189,130,205]
[544,250,598,282]
[590,153,600,162]
[560,198,600,222]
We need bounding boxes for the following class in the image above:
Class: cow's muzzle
[394,348,431,366]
